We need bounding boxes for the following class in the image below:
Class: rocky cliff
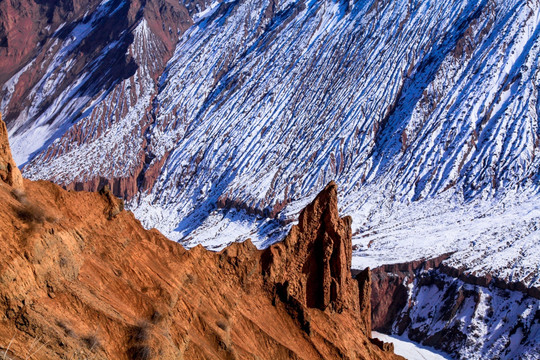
[369,256,540,359]
[0,117,400,359]
[1,0,195,201]
[3,0,540,312]
[0,113,23,189]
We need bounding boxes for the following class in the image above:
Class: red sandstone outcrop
[356,268,373,334]
[262,182,358,314]
[0,119,402,359]
[0,113,23,189]
[370,252,540,333]
[367,254,452,332]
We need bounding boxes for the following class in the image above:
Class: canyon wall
[368,257,540,359]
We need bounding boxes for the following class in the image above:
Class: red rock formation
[368,254,452,332]
[0,123,402,359]
[0,113,23,189]
[438,263,540,299]
[262,181,358,314]
[356,267,372,335]
[0,0,102,83]
[370,252,540,334]
[1,0,194,203]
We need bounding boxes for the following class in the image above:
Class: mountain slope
[0,0,538,307]
[1,0,193,199]
[368,257,540,360]
[2,1,540,357]
[2,0,540,297]
[0,115,400,359]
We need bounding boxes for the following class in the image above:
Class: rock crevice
[262,181,359,315]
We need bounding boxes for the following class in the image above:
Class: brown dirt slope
[0,115,402,359]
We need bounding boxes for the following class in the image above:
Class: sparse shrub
[149,310,163,324]
[82,334,100,350]
[184,273,195,285]
[128,345,152,360]
[11,189,26,202]
[15,201,46,224]
[11,189,55,226]
[56,320,76,338]
[131,322,150,343]
[59,257,68,268]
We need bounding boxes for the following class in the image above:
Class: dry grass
[149,310,163,325]
[127,345,152,360]
[2,336,14,360]
[131,322,150,343]
[81,334,100,351]
[56,320,76,338]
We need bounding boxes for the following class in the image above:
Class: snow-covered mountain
[1,0,195,198]
[4,0,540,286]
[1,0,540,357]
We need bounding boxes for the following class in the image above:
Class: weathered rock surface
[0,127,401,359]
[262,182,358,314]
[368,254,451,332]
[1,0,197,202]
[370,255,540,359]
[0,0,101,83]
[355,268,372,335]
[0,114,23,189]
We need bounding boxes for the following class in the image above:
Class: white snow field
[372,332,451,360]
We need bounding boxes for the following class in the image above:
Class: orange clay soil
[0,115,403,359]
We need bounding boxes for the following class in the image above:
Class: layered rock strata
[0,113,23,189]
[0,118,400,359]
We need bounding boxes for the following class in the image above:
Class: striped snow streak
[129,0,540,243]
[7,0,540,287]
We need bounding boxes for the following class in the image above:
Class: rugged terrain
[366,257,540,360]
[2,0,540,358]
[1,0,539,290]
[1,0,193,199]
[0,116,400,359]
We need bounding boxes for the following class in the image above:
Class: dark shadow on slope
[175,0,309,139]
[173,170,237,240]
[416,1,529,201]
[8,0,143,165]
[460,14,540,199]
